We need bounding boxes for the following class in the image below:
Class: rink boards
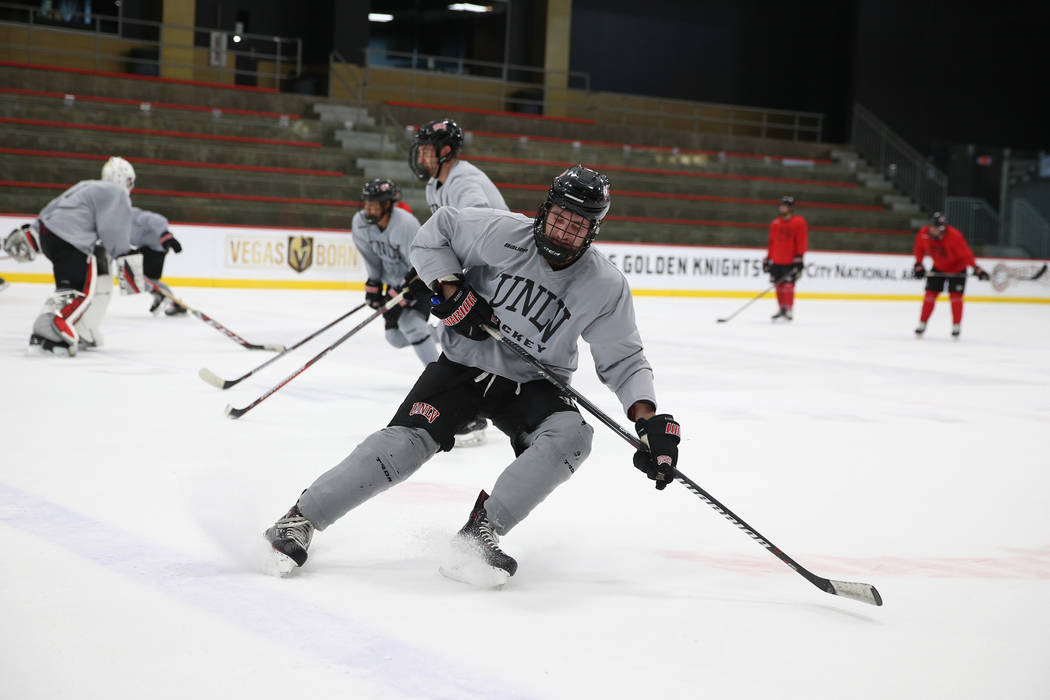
[2,215,1048,302]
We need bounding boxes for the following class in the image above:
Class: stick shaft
[481,323,881,605]
[215,303,367,388]
[227,293,404,418]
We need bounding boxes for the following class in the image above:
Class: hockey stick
[225,291,406,419]
[716,271,795,324]
[199,302,368,389]
[480,323,883,607]
[148,281,285,352]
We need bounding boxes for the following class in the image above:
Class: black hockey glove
[762,258,771,274]
[973,265,990,281]
[633,414,681,491]
[364,278,385,308]
[159,231,182,254]
[913,263,926,280]
[398,268,433,302]
[791,257,804,282]
[430,282,499,341]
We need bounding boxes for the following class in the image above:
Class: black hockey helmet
[780,195,796,208]
[361,178,401,224]
[930,211,947,230]
[533,164,612,266]
[409,118,464,182]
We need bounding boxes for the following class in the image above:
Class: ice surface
[2,284,1049,699]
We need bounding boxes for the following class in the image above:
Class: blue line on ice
[0,481,538,700]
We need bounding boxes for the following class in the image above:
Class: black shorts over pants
[925,268,967,294]
[388,354,580,452]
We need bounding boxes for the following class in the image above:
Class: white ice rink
[2,283,1048,700]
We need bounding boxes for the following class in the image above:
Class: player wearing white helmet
[3,156,147,355]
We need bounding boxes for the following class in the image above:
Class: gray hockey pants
[297,411,593,534]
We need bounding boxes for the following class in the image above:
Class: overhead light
[232,34,242,43]
[448,3,493,12]
[368,13,394,22]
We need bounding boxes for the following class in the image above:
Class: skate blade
[439,560,509,589]
[27,344,74,358]
[268,549,298,577]
[453,430,487,448]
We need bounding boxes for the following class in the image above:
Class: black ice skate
[440,490,517,587]
[951,323,961,338]
[771,307,791,321]
[454,416,488,448]
[165,300,188,316]
[149,290,165,315]
[915,321,927,337]
[28,333,75,356]
[0,277,8,291]
[264,503,314,575]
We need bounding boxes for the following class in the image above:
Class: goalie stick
[990,262,1049,292]
[480,323,883,607]
[148,282,284,352]
[199,302,368,389]
[225,291,406,419]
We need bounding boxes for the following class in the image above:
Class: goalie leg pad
[75,251,112,348]
[116,253,146,295]
[297,426,440,530]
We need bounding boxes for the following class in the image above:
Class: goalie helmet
[532,165,611,266]
[101,156,135,193]
[409,118,464,182]
[360,178,401,224]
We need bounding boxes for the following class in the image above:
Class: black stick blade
[826,579,883,606]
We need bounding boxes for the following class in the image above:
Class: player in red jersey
[912,212,990,338]
[762,195,808,321]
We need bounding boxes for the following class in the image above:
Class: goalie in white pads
[265,165,682,585]
[3,156,147,355]
[353,178,439,366]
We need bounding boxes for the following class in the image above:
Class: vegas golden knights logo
[288,235,314,273]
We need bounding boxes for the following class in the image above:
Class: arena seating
[0,61,920,252]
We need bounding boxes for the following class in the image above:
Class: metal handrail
[945,196,1000,246]
[0,1,301,87]
[1011,198,1050,258]
[348,48,824,141]
[851,102,947,214]
[364,46,590,90]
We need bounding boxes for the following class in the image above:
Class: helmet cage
[361,179,400,224]
[532,165,611,265]
[408,119,463,182]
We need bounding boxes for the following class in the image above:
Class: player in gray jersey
[4,156,146,355]
[352,178,438,366]
[265,165,682,585]
[410,118,508,214]
[411,118,508,443]
[130,206,187,316]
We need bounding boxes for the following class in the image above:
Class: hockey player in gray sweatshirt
[4,157,147,355]
[352,178,438,366]
[265,165,682,585]
[130,206,187,316]
[410,117,508,214]
[410,117,508,443]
